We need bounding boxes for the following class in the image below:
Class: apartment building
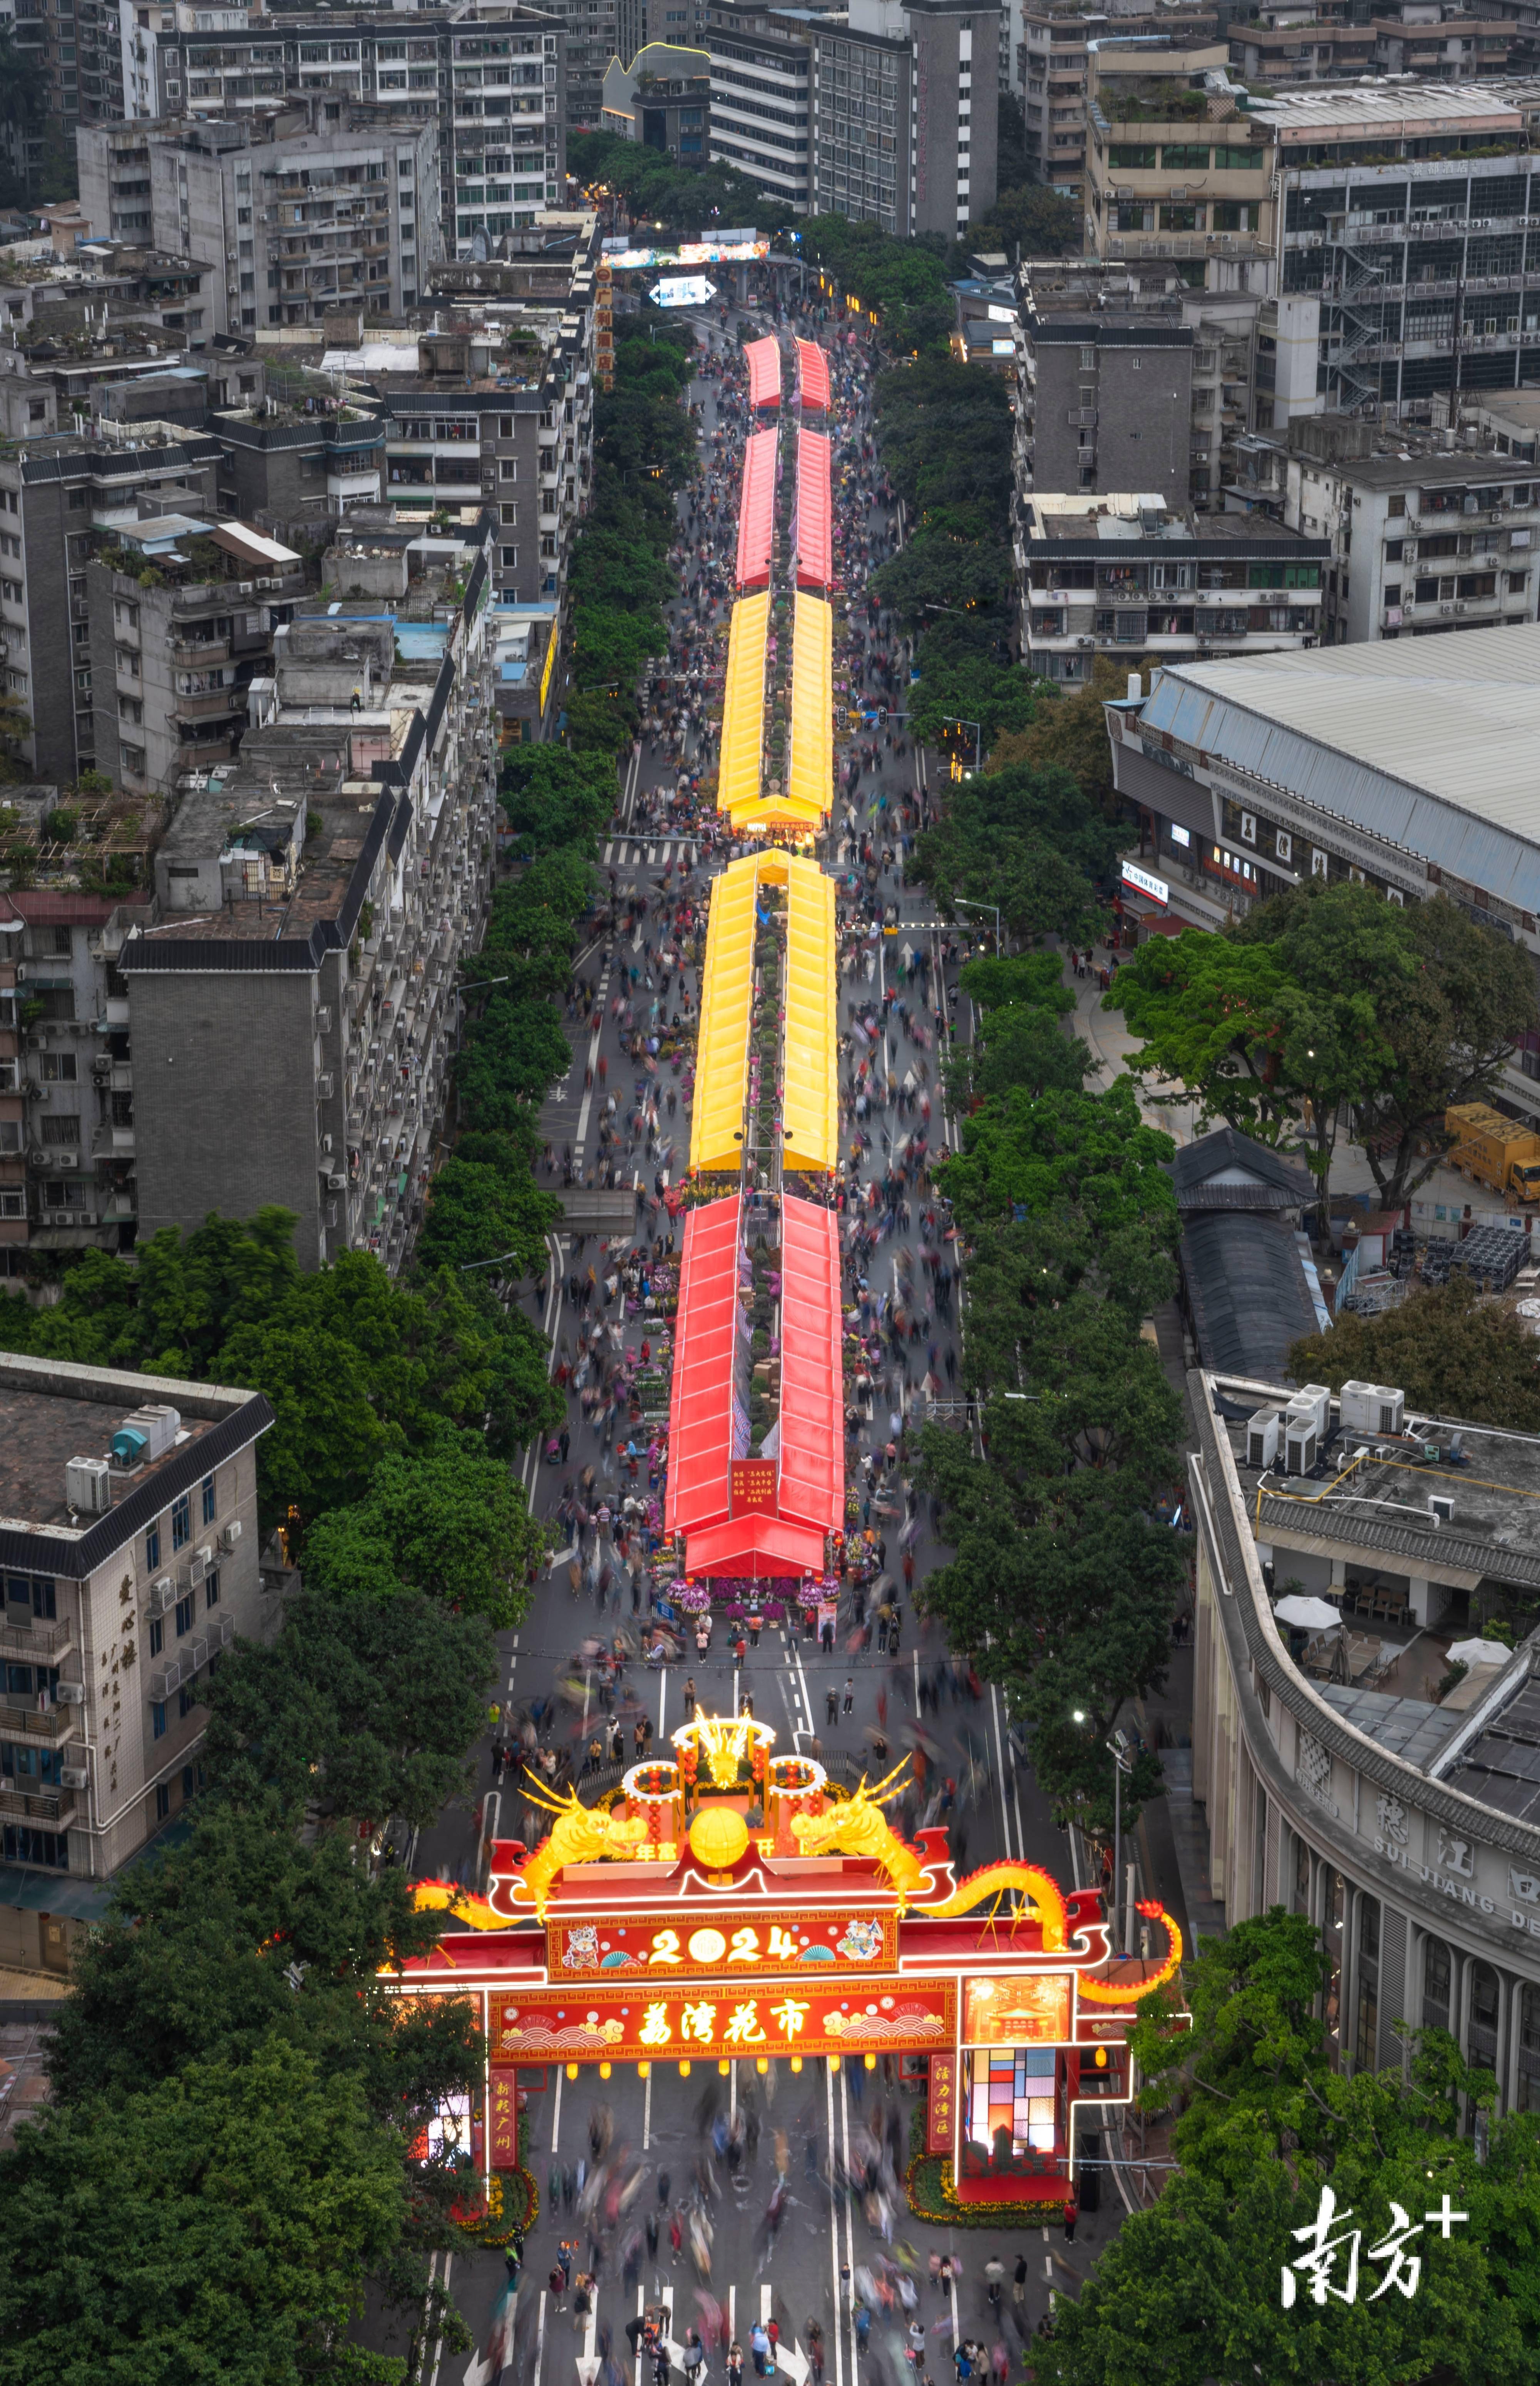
[1086,41,1276,268]
[1019,489,1326,683]
[0,1352,270,1928]
[1272,413,1540,645]
[1187,1371,1540,2103]
[360,279,597,611]
[118,519,499,1274]
[0,888,150,1272]
[618,0,711,62]
[602,42,711,160]
[116,5,566,257]
[213,391,385,531]
[87,511,313,793]
[706,0,814,215]
[1017,8,1216,213]
[1256,83,1540,425]
[1024,307,1194,507]
[0,424,223,786]
[532,0,616,125]
[811,0,998,240]
[77,102,442,338]
[8,0,123,162]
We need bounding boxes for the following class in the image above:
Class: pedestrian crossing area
[603,839,700,868]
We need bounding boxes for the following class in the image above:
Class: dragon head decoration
[790,1761,928,1904]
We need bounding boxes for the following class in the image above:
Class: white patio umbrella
[1443,1638,1513,1670]
[1274,1594,1342,1631]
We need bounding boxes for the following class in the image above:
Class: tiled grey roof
[1316,1682,1464,1769]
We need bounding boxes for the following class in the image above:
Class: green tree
[200,1587,496,1828]
[0,2040,409,2386]
[1037,1911,1540,2386]
[415,1131,561,1279]
[499,745,616,855]
[938,1073,1177,1237]
[44,1803,479,2108]
[301,1430,546,1630]
[989,653,1143,814]
[1287,1276,1540,1437]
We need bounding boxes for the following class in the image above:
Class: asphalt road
[372,303,1130,2386]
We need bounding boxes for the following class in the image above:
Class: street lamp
[1107,1729,1135,1956]
[953,896,1001,954]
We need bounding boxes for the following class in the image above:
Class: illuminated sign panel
[549,1910,897,1977]
[964,1973,1073,2045]
[489,1976,954,2063]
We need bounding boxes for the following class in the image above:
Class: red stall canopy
[665,1194,741,1550]
[666,1193,841,1579]
[736,426,777,589]
[745,335,782,410]
[795,338,830,413]
[794,429,833,592]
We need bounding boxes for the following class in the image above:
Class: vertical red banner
[927,2051,957,2154]
[489,2070,519,2170]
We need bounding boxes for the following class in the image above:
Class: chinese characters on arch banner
[490,1978,953,2064]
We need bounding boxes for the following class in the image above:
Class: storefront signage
[730,1458,777,1515]
[489,2067,520,2169]
[964,1973,1072,2045]
[1121,861,1170,908]
[488,1976,954,2065]
[927,2051,957,2153]
[548,1910,898,1978]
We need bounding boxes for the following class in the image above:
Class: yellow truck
[1445,1103,1540,1203]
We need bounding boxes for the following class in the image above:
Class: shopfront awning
[787,591,832,824]
[717,593,768,821]
[665,1192,742,1545]
[794,429,832,592]
[670,1191,841,1578]
[795,338,830,413]
[745,335,782,410]
[690,853,757,1174]
[782,854,838,1174]
[735,427,777,588]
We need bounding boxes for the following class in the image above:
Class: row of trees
[569,129,783,244]
[916,954,1186,1839]
[562,317,700,757]
[3,1585,499,2379]
[1037,1910,1540,2384]
[1109,879,1538,1213]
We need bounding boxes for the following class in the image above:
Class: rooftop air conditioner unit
[238,578,254,594]
[54,1681,85,1705]
[327,1170,347,1189]
[1429,1494,1455,1525]
[219,1519,242,1551]
[1284,1418,1318,1475]
[1291,1383,1332,1440]
[65,1455,113,1514]
[1247,1408,1280,1470]
[59,1764,89,1790]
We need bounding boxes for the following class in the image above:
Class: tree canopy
[1110,885,1538,1209]
[1038,1910,1540,2386]
[301,1432,546,1631]
[1288,1277,1540,1437]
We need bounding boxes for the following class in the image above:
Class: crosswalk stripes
[601,840,699,867]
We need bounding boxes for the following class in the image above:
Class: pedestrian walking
[842,1676,855,1715]
[1063,2194,1078,2245]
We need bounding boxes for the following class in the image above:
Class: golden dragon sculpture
[411,1776,649,1928]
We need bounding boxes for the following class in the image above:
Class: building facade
[0,1351,270,1905]
[1106,623,1540,1119]
[1019,491,1326,683]
[1188,1369,1540,2110]
[119,517,500,1274]
[78,102,443,337]
[115,5,566,259]
[0,425,223,787]
[603,41,711,161]
[811,0,998,240]
[1086,41,1276,271]
[0,889,149,1273]
[706,2,813,215]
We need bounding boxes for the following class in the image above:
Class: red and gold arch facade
[399,1717,1184,2213]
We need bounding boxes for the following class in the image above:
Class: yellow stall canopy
[781,855,838,1174]
[716,594,769,821]
[787,593,833,825]
[689,854,759,1174]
